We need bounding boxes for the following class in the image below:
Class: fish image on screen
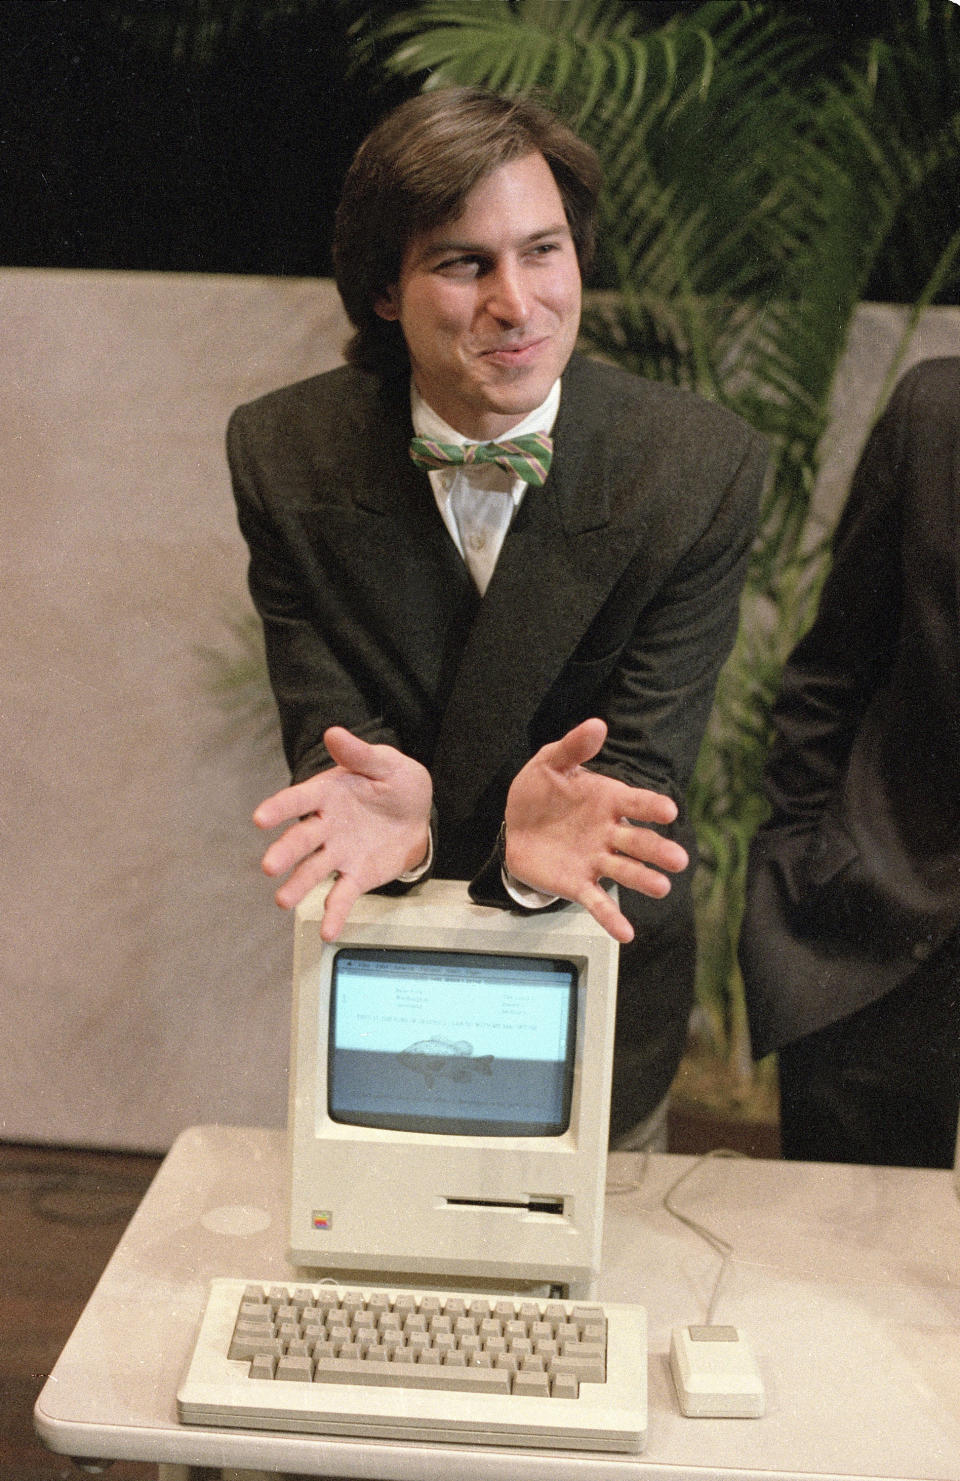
[328,948,577,1137]
[396,1039,494,1089]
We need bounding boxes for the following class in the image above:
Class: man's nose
[484,261,528,324]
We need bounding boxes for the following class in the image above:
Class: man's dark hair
[333,87,602,377]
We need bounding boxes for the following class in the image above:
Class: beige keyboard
[178,1278,647,1451]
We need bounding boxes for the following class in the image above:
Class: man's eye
[437,256,483,276]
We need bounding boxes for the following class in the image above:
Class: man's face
[375,151,582,441]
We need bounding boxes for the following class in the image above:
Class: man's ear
[374,286,400,322]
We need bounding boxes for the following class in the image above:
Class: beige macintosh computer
[178,877,650,1451]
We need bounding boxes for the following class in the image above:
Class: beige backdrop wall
[3,269,959,1152]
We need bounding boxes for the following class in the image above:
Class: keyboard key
[551,1349,605,1384]
[228,1334,283,1362]
[513,1369,551,1397]
[313,1357,511,1394]
[275,1355,312,1382]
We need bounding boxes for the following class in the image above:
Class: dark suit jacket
[228,350,766,1133]
[740,357,960,1061]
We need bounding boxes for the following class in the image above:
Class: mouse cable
[662,1148,746,1323]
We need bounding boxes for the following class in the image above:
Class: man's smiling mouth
[481,338,546,360]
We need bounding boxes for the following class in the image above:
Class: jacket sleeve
[227,404,405,784]
[592,429,768,808]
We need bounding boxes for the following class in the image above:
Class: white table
[34,1124,960,1480]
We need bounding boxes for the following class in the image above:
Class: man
[229,88,766,1145]
[740,358,960,1167]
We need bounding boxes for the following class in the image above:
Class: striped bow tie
[409,432,553,487]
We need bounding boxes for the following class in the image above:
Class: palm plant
[359,0,960,1093]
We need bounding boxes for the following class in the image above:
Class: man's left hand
[503,717,689,942]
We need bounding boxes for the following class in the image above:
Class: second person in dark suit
[740,358,960,1167]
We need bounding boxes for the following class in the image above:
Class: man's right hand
[253,726,432,940]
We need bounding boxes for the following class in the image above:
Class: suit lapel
[315,378,477,709]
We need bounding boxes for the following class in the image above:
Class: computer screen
[328,946,577,1137]
[287,878,620,1298]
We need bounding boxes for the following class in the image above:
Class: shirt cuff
[396,826,434,884]
[501,865,559,910]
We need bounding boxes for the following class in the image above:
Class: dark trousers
[777,931,960,1168]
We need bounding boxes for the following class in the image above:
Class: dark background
[0,1,928,285]
[2,0,420,277]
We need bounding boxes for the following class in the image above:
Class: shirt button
[468,533,486,551]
